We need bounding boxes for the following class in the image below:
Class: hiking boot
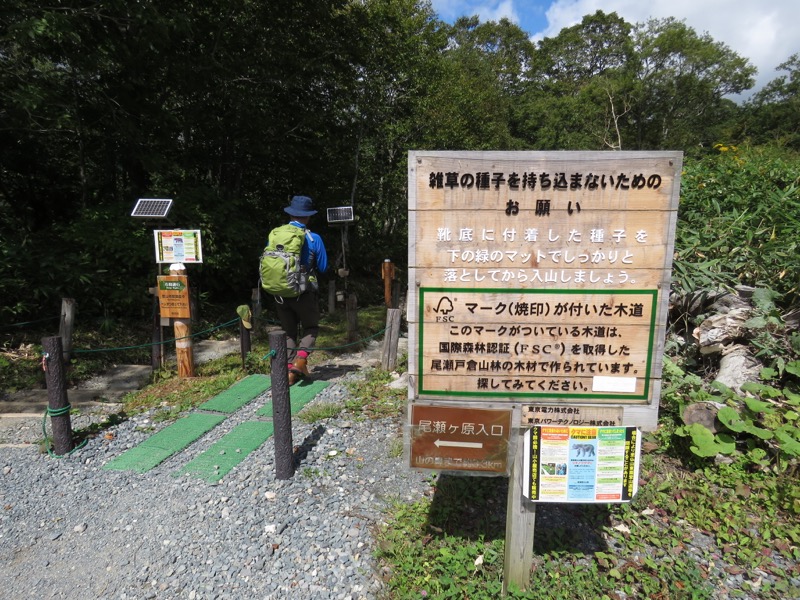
[288,370,301,385]
[290,356,310,379]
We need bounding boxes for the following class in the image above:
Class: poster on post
[154,230,203,263]
[522,425,641,503]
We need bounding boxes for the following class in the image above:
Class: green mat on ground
[198,374,271,413]
[256,379,329,417]
[174,421,275,482]
[103,413,226,473]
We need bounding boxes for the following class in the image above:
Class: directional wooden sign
[409,404,512,473]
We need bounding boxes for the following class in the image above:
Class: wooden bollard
[41,336,74,455]
[382,308,401,370]
[237,305,252,369]
[381,259,395,308]
[269,330,294,479]
[346,293,359,343]
[150,291,164,371]
[169,264,195,378]
[58,298,76,364]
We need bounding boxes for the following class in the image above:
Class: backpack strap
[304,230,316,272]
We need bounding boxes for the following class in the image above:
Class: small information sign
[157,275,191,319]
[154,230,203,263]
[523,425,640,503]
[409,404,512,474]
[521,404,623,427]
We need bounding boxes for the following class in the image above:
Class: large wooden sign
[408,151,682,438]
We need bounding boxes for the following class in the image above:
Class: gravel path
[0,344,433,600]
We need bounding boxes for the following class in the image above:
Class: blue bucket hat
[284,195,318,217]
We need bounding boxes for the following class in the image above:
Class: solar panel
[131,198,173,219]
[327,206,354,224]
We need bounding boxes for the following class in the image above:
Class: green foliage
[746,53,800,148]
[343,367,406,419]
[666,351,800,473]
[675,145,800,297]
[297,402,343,423]
[124,369,241,419]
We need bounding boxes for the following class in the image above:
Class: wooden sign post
[382,259,395,307]
[407,151,682,592]
[158,265,195,378]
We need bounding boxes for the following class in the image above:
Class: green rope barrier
[310,326,388,352]
[0,315,60,330]
[259,327,389,361]
[72,317,240,354]
[46,405,72,417]
[41,404,88,458]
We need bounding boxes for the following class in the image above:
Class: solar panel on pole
[131,199,173,219]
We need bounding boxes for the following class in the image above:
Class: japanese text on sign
[419,288,657,401]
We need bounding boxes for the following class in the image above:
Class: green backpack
[259,224,315,297]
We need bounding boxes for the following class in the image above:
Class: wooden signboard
[410,404,512,474]
[157,275,191,319]
[408,151,682,434]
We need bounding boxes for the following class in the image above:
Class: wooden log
[382,308,402,370]
[715,344,760,393]
[173,319,195,378]
[58,298,76,364]
[170,264,195,378]
[42,336,73,455]
[269,330,294,480]
[693,307,752,354]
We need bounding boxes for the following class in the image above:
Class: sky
[430,0,799,99]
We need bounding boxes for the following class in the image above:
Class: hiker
[270,195,328,385]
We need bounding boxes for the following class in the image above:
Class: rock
[682,401,726,432]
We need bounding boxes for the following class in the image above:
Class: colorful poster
[154,230,203,263]
[523,425,640,503]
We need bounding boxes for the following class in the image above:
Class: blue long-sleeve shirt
[288,220,328,274]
